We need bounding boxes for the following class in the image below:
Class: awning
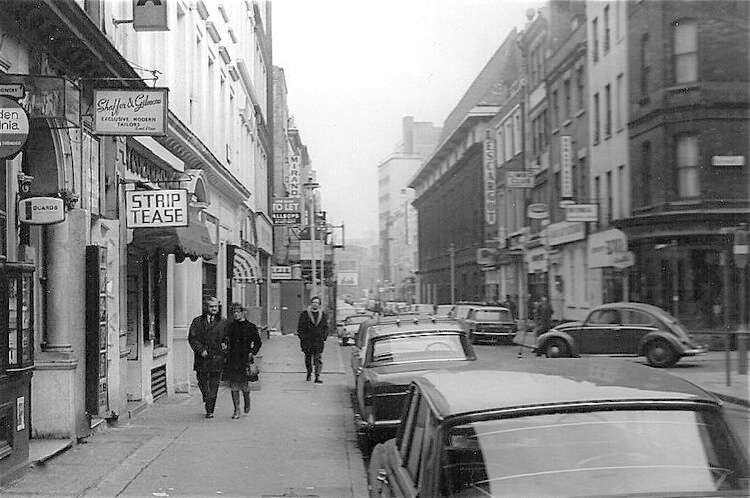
[129,216,217,263]
[228,244,260,283]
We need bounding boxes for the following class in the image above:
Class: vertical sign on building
[287,155,301,197]
[560,135,574,200]
[483,129,497,226]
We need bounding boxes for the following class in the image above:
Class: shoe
[314,378,322,384]
[232,411,240,419]
[205,413,214,419]
[306,373,312,381]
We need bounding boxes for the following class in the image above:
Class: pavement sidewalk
[1,333,369,498]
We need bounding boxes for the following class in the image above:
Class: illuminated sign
[18,197,65,225]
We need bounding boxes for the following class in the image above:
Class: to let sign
[272,197,301,225]
[126,189,188,228]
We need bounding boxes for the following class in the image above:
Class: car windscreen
[369,333,468,364]
[442,408,748,497]
[473,310,512,322]
[346,316,372,325]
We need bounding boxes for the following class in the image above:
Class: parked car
[534,302,709,367]
[350,314,422,377]
[462,305,516,344]
[368,358,749,497]
[353,317,475,449]
[450,302,483,321]
[336,312,374,345]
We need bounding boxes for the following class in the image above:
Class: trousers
[304,351,322,375]
[196,371,221,414]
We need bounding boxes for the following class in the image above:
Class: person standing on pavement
[297,296,329,383]
[536,296,553,336]
[503,294,517,320]
[188,296,228,418]
[224,303,262,419]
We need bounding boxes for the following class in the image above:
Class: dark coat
[224,319,262,383]
[297,307,328,355]
[188,314,228,372]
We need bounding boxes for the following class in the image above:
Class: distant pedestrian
[297,296,329,383]
[503,294,517,320]
[188,297,228,418]
[224,303,262,419]
[536,296,553,336]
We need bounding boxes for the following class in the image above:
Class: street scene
[0,0,748,497]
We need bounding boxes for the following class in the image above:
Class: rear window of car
[346,315,372,325]
[441,408,748,497]
[370,333,468,364]
[473,309,512,322]
[453,306,473,319]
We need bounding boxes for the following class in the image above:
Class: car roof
[370,318,462,339]
[415,358,719,419]
[594,301,674,317]
[470,306,510,312]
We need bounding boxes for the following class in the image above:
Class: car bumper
[681,344,709,356]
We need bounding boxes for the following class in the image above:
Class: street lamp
[303,179,320,300]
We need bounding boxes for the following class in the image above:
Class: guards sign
[126,189,188,228]
[18,197,65,225]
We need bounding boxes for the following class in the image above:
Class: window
[496,129,504,165]
[577,66,585,111]
[593,92,600,143]
[674,20,698,84]
[594,176,601,224]
[616,73,624,130]
[605,84,612,137]
[592,18,599,62]
[604,5,611,52]
[641,142,652,206]
[578,156,587,201]
[563,79,571,121]
[640,34,650,96]
[513,111,523,154]
[406,396,429,480]
[618,165,625,218]
[551,90,559,129]
[606,171,613,224]
[504,120,514,161]
[676,135,700,198]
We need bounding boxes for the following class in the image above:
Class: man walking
[297,296,328,383]
[188,296,227,418]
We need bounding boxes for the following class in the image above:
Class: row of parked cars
[334,304,748,497]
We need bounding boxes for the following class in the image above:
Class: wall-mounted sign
[0,96,29,159]
[337,272,359,286]
[477,247,498,266]
[271,266,292,280]
[94,88,168,136]
[483,129,497,226]
[560,135,574,199]
[565,203,598,222]
[526,245,548,273]
[546,221,586,246]
[527,203,549,219]
[271,197,302,225]
[125,189,188,228]
[133,0,169,32]
[0,84,24,99]
[507,171,534,188]
[588,228,634,269]
[18,197,65,225]
[711,155,745,167]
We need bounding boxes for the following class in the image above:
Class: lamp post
[449,243,455,304]
[303,179,320,300]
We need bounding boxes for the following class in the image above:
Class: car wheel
[645,340,677,368]
[544,338,570,358]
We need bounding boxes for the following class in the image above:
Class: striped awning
[228,244,259,283]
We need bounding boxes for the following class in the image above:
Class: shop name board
[560,135,573,199]
[546,221,586,246]
[94,88,168,136]
[588,228,634,269]
[507,170,534,188]
[125,189,188,228]
[565,203,598,222]
[0,96,29,159]
[0,84,25,99]
[712,155,745,167]
[286,156,301,197]
[18,197,65,225]
[271,266,292,280]
[483,129,496,226]
[272,197,302,225]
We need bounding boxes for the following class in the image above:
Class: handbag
[245,357,260,382]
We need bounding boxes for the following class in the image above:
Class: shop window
[1,264,34,374]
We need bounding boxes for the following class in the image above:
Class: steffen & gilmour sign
[94,88,168,136]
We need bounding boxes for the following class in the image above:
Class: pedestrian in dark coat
[297,296,328,383]
[224,303,262,419]
[536,296,553,336]
[188,296,228,418]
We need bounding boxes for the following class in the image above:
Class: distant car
[408,303,436,315]
[336,313,374,346]
[450,301,484,321]
[535,302,709,367]
[353,317,475,449]
[433,304,454,318]
[368,358,749,497]
[462,305,516,344]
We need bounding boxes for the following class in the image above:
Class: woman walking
[224,303,263,419]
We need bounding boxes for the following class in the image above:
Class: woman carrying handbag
[224,303,263,419]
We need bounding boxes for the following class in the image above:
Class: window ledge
[562,119,572,127]
[666,83,700,93]
[575,109,585,118]
[670,199,702,206]
[604,133,612,141]
[551,127,560,135]
[153,347,170,359]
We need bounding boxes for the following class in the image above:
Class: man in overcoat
[297,296,328,383]
[188,296,228,418]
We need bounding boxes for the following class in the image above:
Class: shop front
[587,228,634,307]
[546,221,587,321]
[526,244,549,314]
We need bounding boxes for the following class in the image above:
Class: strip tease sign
[125,189,189,228]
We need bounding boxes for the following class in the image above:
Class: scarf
[306,307,323,326]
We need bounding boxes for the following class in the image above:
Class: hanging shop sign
[565,203,598,222]
[18,197,65,225]
[0,84,25,99]
[560,135,574,199]
[271,197,302,225]
[94,88,168,136]
[0,96,29,159]
[587,228,634,269]
[133,0,169,32]
[286,155,301,197]
[483,129,497,226]
[527,203,549,219]
[0,74,80,128]
[526,245,548,273]
[125,189,188,228]
[546,221,586,246]
[507,170,535,188]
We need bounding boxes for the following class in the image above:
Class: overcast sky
[271,0,540,242]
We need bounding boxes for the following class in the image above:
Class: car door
[620,309,660,353]
[580,309,622,354]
